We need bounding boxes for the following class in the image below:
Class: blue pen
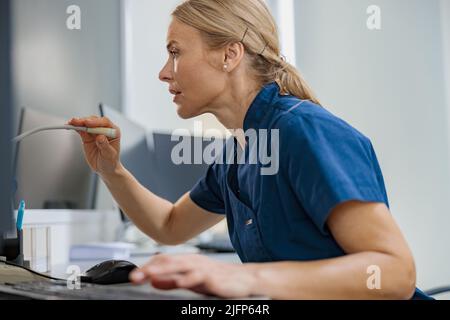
[17,200,25,231]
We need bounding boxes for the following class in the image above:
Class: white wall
[122,0,223,134]
[442,0,450,171]
[294,0,450,290]
[266,0,297,66]
[12,0,122,121]
[11,0,121,213]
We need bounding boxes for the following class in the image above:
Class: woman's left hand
[129,254,257,298]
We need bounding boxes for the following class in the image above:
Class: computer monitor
[99,104,160,198]
[13,108,97,209]
[152,132,211,203]
[0,0,14,254]
[99,104,215,204]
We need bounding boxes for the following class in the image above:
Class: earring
[223,64,228,71]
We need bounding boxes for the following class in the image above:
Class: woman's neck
[207,79,261,148]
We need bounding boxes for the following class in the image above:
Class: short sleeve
[281,114,389,234]
[189,162,226,214]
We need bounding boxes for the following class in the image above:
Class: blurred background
[8,0,450,294]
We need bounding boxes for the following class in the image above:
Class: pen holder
[2,229,30,268]
[5,179,28,266]
[22,226,51,273]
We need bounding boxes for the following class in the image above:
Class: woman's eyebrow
[166,40,180,51]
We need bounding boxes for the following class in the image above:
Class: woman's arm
[245,201,416,299]
[130,201,416,299]
[101,164,224,245]
[69,116,224,245]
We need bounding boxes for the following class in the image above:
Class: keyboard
[0,280,212,300]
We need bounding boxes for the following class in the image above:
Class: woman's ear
[223,42,245,72]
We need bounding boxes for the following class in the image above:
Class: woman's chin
[176,104,201,119]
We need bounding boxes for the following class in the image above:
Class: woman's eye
[170,50,179,58]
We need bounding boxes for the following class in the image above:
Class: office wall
[12,0,122,124]
[122,0,224,133]
[11,0,122,211]
[442,0,450,168]
[294,0,450,289]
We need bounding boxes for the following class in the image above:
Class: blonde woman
[69,0,430,299]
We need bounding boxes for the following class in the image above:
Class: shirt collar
[243,82,280,132]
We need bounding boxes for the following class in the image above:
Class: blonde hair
[172,0,320,105]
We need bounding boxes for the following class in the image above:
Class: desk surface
[1,252,244,300]
[48,251,241,280]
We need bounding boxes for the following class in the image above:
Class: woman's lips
[169,88,182,103]
[171,90,182,102]
[169,88,182,95]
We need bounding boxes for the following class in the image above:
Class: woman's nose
[159,61,173,83]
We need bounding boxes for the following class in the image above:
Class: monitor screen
[13,108,97,209]
[99,104,160,195]
[152,132,211,203]
[100,104,215,207]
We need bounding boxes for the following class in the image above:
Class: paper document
[70,242,136,261]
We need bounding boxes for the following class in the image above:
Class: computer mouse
[81,260,138,285]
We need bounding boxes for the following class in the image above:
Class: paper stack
[70,242,136,261]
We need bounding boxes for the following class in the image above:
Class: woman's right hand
[67,116,122,176]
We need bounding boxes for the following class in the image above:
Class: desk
[4,209,245,299]
[48,251,241,280]
[0,251,243,300]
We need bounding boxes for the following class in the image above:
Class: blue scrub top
[190,82,431,300]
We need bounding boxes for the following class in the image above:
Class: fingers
[67,116,117,130]
[149,274,182,290]
[80,131,96,144]
[130,268,205,291]
[67,116,120,143]
[66,118,92,143]
[67,116,98,127]
[129,254,202,286]
[85,117,116,129]
[95,134,108,145]
[129,269,148,284]
[149,272,204,291]
[129,258,184,284]
[145,257,193,275]
[175,270,205,288]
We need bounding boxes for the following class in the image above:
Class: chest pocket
[225,159,272,263]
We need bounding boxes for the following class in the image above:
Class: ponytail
[275,59,321,105]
